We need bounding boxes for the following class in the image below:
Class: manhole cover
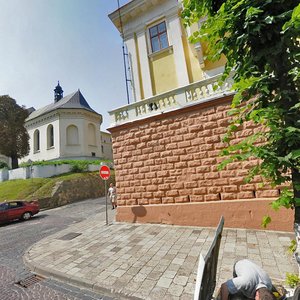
[58,232,82,240]
[16,274,44,288]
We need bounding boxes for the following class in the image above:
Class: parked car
[0,201,40,223]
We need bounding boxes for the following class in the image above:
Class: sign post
[99,165,111,225]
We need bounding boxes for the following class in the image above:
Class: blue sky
[0,0,130,131]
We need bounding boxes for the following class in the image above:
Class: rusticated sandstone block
[207,186,222,193]
[221,193,238,200]
[149,198,162,204]
[256,190,279,198]
[237,192,255,199]
[205,172,220,179]
[138,199,149,205]
[136,186,146,193]
[158,184,170,190]
[240,184,255,191]
[146,185,158,192]
[184,182,198,188]
[205,194,220,201]
[162,197,175,204]
[223,185,238,193]
[154,191,165,198]
[166,190,179,197]
[196,166,210,173]
[203,122,218,130]
[190,174,204,181]
[109,95,279,214]
[190,195,204,202]
[126,199,137,205]
[193,188,207,195]
[117,200,126,206]
[178,141,191,148]
[189,124,203,132]
[175,196,189,203]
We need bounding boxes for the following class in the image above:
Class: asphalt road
[0,197,116,300]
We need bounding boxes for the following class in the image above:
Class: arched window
[47,124,54,148]
[88,123,96,146]
[66,125,79,145]
[33,129,40,152]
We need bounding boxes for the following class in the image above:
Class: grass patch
[0,172,99,202]
[0,178,49,201]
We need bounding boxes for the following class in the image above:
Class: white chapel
[21,82,112,163]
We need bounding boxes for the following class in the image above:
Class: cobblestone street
[0,197,116,300]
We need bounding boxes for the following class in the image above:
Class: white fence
[0,163,103,182]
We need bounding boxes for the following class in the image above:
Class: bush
[19,159,113,168]
[286,273,300,288]
[70,161,89,173]
[0,161,8,169]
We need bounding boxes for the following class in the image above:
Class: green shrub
[19,159,112,168]
[0,161,8,169]
[286,273,300,288]
[70,161,89,173]
[288,239,297,254]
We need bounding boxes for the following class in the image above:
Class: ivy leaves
[182,1,300,216]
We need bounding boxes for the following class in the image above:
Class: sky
[0,0,130,132]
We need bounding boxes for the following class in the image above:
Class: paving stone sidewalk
[24,209,298,300]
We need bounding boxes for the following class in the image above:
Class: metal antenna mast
[117,0,131,105]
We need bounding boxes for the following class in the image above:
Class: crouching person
[220,259,274,300]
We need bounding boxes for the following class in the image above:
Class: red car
[0,201,40,223]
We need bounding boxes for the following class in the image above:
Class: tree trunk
[292,168,300,274]
[11,155,18,169]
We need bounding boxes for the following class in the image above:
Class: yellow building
[109,0,226,102]
[107,0,292,231]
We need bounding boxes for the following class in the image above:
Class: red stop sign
[99,165,110,180]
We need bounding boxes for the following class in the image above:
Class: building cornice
[25,108,102,129]
[109,0,179,34]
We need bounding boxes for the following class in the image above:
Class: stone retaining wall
[109,95,293,231]
[37,174,115,209]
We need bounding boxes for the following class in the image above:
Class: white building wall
[21,117,60,163]
[60,116,85,158]
[100,132,113,161]
[59,111,102,159]
[86,120,102,158]
[168,13,190,86]
[21,109,103,163]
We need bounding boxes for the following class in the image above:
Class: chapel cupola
[54,81,64,102]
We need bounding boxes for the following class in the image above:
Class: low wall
[9,167,30,180]
[0,164,103,182]
[31,164,71,178]
[0,169,8,181]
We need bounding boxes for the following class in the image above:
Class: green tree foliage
[0,95,29,169]
[182,1,300,225]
